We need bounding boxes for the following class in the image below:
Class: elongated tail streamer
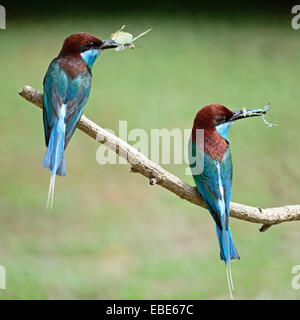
[43,104,67,209]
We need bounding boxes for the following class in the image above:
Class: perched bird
[42,33,117,209]
[189,104,261,299]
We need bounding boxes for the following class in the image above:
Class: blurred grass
[0,13,299,299]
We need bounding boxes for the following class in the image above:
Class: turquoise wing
[64,73,91,147]
[220,148,233,224]
[43,59,68,146]
[189,140,232,230]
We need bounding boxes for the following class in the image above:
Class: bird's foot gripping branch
[19,85,300,231]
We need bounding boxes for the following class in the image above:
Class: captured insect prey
[261,103,277,129]
[240,103,277,129]
[110,25,153,51]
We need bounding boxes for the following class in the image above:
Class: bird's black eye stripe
[80,42,100,52]
[216,116,226,125]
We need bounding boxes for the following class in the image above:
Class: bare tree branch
[19,85,300,231]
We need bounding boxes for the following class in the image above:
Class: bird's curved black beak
[100,39,118,50]
[229,108,267,122]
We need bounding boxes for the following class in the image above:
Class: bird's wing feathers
[220,148,233,227]
[43,59,91,148]
[190,141,232,230]
[64,74,91,147]
[64,90,86,148]
[43,59,68,146]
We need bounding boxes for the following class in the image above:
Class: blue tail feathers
[42,120,66,177]
[42,104,67,209]
[216,225,239,299]
[216,225,240,263]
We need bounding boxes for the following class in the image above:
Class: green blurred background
[0,1,300,299]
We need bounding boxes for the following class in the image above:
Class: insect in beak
[229,103,277,129]
[100,39,118,50]
[229,105,268,122]
[110,25,153,51]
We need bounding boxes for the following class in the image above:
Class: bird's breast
[204,128,228,161]
[58,54,89,79]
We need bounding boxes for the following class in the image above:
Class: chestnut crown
[193,104,234,129]
[58,33,104,56]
